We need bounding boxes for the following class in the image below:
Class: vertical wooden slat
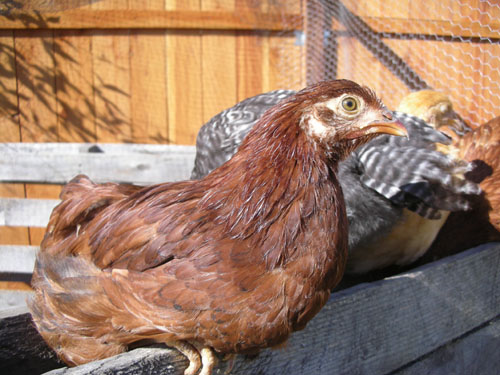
[267,0,304,91]
[54,29,96,143]
[15,30,58,143]
[91,0,132,143]
[129,1,168,144]
[236,31,263,101]
[165,0,203,145]
[201,0,237,125]
[235,0,263,101]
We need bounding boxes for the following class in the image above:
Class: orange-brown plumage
[398,90,500,261]
[29,80,407,374]
[426,116,500,257]
[453,116,500,230]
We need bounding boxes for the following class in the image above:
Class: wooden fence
[1,0,500,241]
[0,0,500,296]
[0,2,499,372]
[0,142,197,308]
[0,0,305,259]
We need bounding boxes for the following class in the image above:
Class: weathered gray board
[394,316,500,375]
[40,243,499,375]
[0,246,37,310]
[0,199,59,227]
[0,142,198,311]
[0,143,197,185]
[0,246,37,274]
[0,143,197,227]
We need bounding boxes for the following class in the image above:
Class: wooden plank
[0,142,196,154]
[1,10,498,38]
[53,29,97,143]
[165,1,203,145]
[0,143,196,185]
[25,184,61,246]
[0,246,37,273]
[0,10,302,31]
[15,30,58,142]
[0,30,20,138]
[394,316,500,375]
[91,0,132,143]
[91,29,132,143]
[267,31,304,91]
[201,2,238,127]
[41,243,500,374]
[0,199,58,227]
[129,1,168,144]
[0,290,33,311]
[235,26,264,100]
[129,30,168,143]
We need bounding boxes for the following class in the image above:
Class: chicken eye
[342,97,359,112]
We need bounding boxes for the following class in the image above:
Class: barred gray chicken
[192,90,481,273]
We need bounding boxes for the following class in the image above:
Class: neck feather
[199,106,347,270]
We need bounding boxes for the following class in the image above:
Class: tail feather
[29,254,129,365]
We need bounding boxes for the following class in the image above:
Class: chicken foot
[160,340,216,375]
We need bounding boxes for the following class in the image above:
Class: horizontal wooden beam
[0,10,302,31]
[0,246,37,274]
[1,10,496,40]
[0,198,58,227]
[0,143,196,185]
[393,316,500,375]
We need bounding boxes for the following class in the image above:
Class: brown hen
[29,80,407,375]
[398,90,500,261]
[425,115,500,259]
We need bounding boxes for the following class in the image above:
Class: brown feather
[30,80,405,372]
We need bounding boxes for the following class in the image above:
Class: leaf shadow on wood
[0,3,152,144]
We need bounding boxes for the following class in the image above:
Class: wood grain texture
[91,30,132,143]
[0,246,37,273]
[34,243,500,375]
[0,9,301,31]
[15,30,58,143]
[0,31,30,247]
[91,0,132,143]
[165,1,203,145]
[130,30,168,143]
[201,1,237,126]
[0,199,59,227]
[0,31,21,139]
[394,316,500,375]
[2,9,498,39]
[53,30,96,143]
[0,142,196,185]
[14,29,62,245]
[0,311,63,374]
